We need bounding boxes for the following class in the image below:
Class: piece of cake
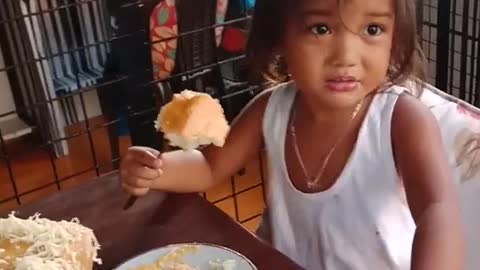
[131,245,199,270]
[155,90,230,151]
[0,212,102,270]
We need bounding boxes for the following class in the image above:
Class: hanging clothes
[149,0,229,81]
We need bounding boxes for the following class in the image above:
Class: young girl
[120,0,465,269]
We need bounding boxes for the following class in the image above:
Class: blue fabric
[246,0,255,9]
[116,112,130,136]
[232,0,255,13]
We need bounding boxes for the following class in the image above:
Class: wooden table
[1,173,303,270]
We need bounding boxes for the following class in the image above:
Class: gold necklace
[289,99,365,189]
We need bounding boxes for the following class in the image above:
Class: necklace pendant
[307,181,317,189]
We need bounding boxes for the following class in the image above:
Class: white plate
[115,243,257,270]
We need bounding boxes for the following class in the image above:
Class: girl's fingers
[121,182,150,197]
[128,163,163,180]
[127,147,162,169]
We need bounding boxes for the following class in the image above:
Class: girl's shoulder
[265,81,296,98]
[378,83,412,96]
[391,89,441,150]
[265,81,297,105]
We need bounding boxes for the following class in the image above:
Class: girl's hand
[118,88,272,195]
[120,146,163,196]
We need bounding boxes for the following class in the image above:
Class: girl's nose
[328,32,359,68]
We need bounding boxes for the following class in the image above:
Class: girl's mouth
[325,76,360,92]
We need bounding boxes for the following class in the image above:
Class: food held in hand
[0,212,102,270]
[155,90,230,151]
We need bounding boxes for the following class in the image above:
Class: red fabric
[150,0,177,80]
[222,27,246,53]
[149,0,229,80]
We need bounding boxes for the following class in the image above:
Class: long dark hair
[247,0,426,94]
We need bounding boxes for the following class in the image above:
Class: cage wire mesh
[0,0,478,225]
[0,0,266,226]
[420,0,480,105]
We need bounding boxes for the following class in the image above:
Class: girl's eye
[309,24,331,35]
[365,24,383,36]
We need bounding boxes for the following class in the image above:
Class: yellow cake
[0,212,101,270]
[155,90,230,151]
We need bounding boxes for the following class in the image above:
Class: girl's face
[283,0,395,109]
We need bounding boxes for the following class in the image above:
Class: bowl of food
[115,243,257,270]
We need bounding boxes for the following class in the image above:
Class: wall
[73,90,102,122]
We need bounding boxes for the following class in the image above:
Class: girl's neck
[296,93,370,126]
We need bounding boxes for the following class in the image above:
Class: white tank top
[262,83,416,270]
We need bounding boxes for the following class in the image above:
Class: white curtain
[17,0,110,156]
[29,0,109,92]
[21,0,68,156]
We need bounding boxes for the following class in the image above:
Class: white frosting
[0,212,102,270]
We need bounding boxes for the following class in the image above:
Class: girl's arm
[392,94,465,270]
[157,89,272,192]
